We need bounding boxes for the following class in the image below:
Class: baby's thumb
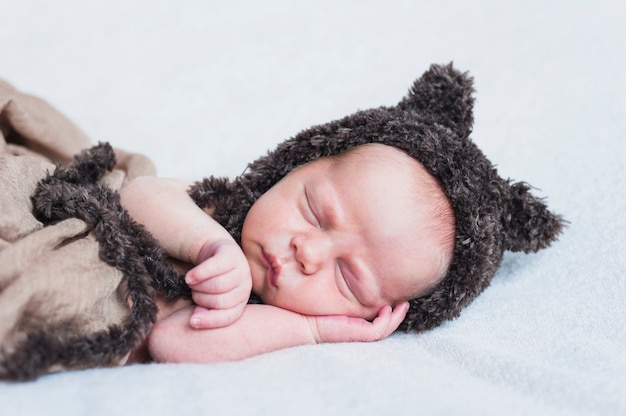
[189,305,212,329]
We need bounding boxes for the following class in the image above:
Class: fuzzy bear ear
[398,63,475,139]
[501,182,565,253]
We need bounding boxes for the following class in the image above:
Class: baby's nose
[291,233,332,275]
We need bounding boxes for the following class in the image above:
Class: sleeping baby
[121,63,564,364]
[121,143,455,362]
[0,63,564,376]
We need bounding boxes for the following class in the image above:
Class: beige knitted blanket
[0,80,159,380]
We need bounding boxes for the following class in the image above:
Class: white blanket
[1,1,624,415]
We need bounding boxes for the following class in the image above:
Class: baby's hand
[305,302,409,344]
[185,239,252,329]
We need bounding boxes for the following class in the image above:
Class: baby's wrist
[304,315,322,344]
[193,237,236,264]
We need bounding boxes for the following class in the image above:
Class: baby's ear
[502,182,565,253]
[398,63,475,139]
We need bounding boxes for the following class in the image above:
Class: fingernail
[185,273,194,285]
[190,316,201,328]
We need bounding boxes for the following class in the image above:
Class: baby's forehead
[333,142,454,227]
[286,143,443,209]
[333,143,436,186]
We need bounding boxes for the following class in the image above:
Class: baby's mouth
[261,249,281,288]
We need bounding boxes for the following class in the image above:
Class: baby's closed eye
[303,186,321,227]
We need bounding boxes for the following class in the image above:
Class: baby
[0,63,564,379]
[120,143,455,363]
[120,63,563,365]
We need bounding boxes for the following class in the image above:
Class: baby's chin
[249,271,266,297]
[252,290,301,313]
[250,283,274,307]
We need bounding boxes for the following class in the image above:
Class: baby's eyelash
[304,187,321,227]
[337,261,355,298]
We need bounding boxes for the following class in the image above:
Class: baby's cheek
[248,265,265,295]
[266,289,304,313]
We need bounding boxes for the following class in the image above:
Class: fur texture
[190,63,565,332]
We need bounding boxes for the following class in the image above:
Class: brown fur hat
[190,63,564,332]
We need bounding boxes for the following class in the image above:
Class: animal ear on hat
[398,63,475,139]
[501,182,565,253]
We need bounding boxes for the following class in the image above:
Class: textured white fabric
[1,1,624,415]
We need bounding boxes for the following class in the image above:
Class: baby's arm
[148,302,409,363]
[120,176,252,328]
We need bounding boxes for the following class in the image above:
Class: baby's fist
[185,239,252,329]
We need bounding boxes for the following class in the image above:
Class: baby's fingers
[189,282,250,329]
[193,285,248,309]
[309,302,409,344]
[189,303,246,329]
[185,256,233,286]
[368,302,409,340]
[387,301,410,332]
[187,270,239,294]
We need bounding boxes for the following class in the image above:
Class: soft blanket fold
[0,80,187,381]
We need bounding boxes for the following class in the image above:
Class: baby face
[241,144,449,319]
